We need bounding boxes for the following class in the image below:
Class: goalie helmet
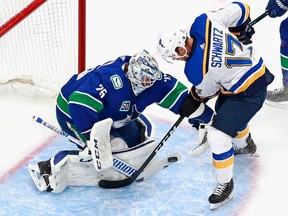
[127,50,161,96]
[157,28,188,63]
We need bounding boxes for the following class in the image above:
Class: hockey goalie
[27,50,190,193]
[28,115,180,193]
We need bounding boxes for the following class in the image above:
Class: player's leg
[28,115,179,192]
[207,126,234,210]
[266,17,288,104]
[208,89,266,208]
[232,125,257,156]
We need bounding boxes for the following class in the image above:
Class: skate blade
[27,164,48,191]
[210,193,233,210]
[189,142,209,157]
[265,100,288,110]
[235,152,260,157]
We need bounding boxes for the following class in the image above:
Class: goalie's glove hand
[229,17,255,45]
[188,104,214,130]
[266,0,288,18]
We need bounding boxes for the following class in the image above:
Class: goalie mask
[157,28,188,63]
[127,50,161,96]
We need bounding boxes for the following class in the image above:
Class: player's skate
[209,178,234,210]
[265,85,288,109]
[234,133,258,157]
[27,159,52,192]
[189,124,209,157]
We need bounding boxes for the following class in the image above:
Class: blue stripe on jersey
[232,1,249,26]
[229,58,264,92]
[186,14,211,86]
[212,147,234,161]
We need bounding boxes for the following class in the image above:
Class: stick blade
[98,178,133,189]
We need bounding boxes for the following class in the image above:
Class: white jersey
[185,2,273,99]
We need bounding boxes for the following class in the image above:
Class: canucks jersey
[185,1,274,99]
[56,55,188,140]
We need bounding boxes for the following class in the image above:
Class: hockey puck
[168,156,178,162]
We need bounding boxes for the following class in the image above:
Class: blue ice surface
[0,119,259,216]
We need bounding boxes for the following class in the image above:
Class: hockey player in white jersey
[28,50,213,193]
[157,1,274,209]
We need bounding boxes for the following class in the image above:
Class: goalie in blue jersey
[27,50,214,193]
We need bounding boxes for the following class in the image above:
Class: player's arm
[210,1,255,45]
[266,0,288,17]
[68,89,103,139]
[179,87,214,127]
[155,73,189,113]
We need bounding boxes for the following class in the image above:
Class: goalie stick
[32,115,138,177]
[98,116,185,189]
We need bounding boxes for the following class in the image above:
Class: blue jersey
[56,55,188,140]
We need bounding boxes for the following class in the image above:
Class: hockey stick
[98,115,185,189]
[32,115,138,177]
[249,10,271,26]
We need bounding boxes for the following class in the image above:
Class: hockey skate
[189,124,209,157]
[265,85,288,109]
[27,159,53,192]
[234,133,258,157]
[209,178,234,210]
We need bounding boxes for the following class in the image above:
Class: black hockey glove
[229,17,255,45]
[179,94,201,117]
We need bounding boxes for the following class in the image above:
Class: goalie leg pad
[113,139,158,169]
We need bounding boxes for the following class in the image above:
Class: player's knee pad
[112,114,156,166]
[207,126,233,154]
[207,127,234,183]
[48,151,69,193]
[136,114,156,141]
[110,114,155,151]
[232,125,249,148]
[110,136,129,151]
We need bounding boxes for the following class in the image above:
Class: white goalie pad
[87,118,113,171]
[27,116,166,193]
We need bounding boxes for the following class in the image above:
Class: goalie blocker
[27,115,180,193]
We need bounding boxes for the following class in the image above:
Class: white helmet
[157,28,188,63]
[126,50,161,96]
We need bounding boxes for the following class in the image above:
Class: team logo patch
[110,75,123,89]
[120,101,130,112]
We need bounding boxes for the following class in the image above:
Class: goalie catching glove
[229,17,255,45]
